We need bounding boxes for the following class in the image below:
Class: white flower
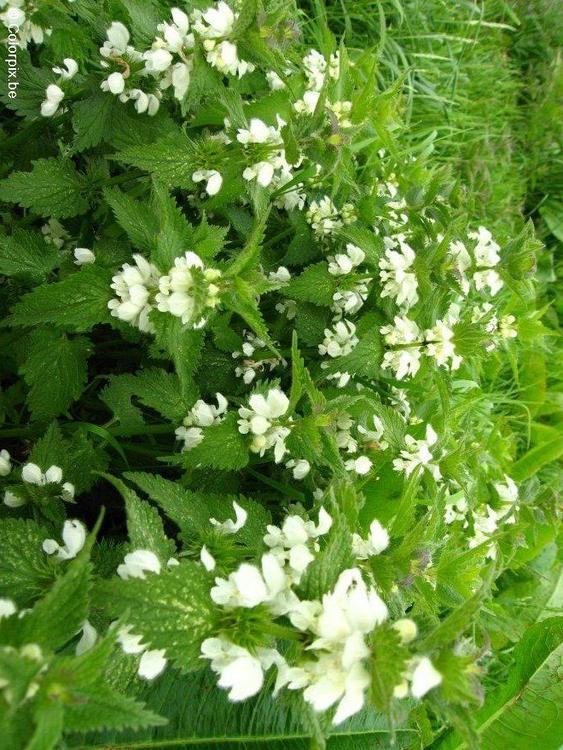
[319,320,358,358]
[139,649,167,679]
[52,58,78,80]
[193,1,236,38]
[328,244,365,276]
[210,500,247,534]
[306,196,343,236]
[410,657,442,698]
[294,90,320,115]
[469,226,503,295]
[263,508,332,579]
[43,519,86,560]
[357,415,388,450]
[101,71,126,95]
[117,549,161,580]
[143,47,173,73]
[169,61,192,100]
[100,22,130,57]
[444,491,468,524]
[204,39,254,77]
[201,637,276,701]
[266,70,285,90]
[448,240,471,294]
[4,490,25,508]
[73,247,95,265]
[302,49,339,92]
[379,237,418,309]
[393,618,418,644]
[156,252,221,326]
[499,314,517,339]
[42,218,68,249]
[40,84,64,117]
[345,456,372,475]
[211,553,286,609]
[268,266,291,284]
[474,269,503,296]
[76,620,98,655]
[108,254,160,333]
[0,449,11,476]
[380,316,423,380]
[200,545,216,571]
[22,463,62,485]
[286,459,311,480]
[424,320,462,370]
[117,626,167,679]
[393,424,441,480]
[175,393,228,451]
[352,519,389,559]
[0,598,17,619]
[192,169,223,196]
[238,388,291,462]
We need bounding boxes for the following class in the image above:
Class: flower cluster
[3,462,74,508]
[175,393,228,450]
[237,388,291,462]
[108,251,222,333]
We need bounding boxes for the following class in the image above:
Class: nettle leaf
[71,92,118,152]
[63,683,166,733]
[369,624,409,713]
[70,668,414,749]
[103,187,159,254]
[176,412,249,471]
[21,329,90,421]
[0,158,89,218]
[103,561,215,672]
[286,262,339,306]
[151,181,194,268]
[17,544,92,652]
[117,132,196,188]
[0,518,52,607]
[0,230,59,280]
[437,617,563,750]
[101,368,190,430]
[152,313,204,400]
[6,266,113,332]
[107,475,175,562]
[224,277,279,355]
[299,511,354,599]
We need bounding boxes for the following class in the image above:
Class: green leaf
[103,188,159,255]
[369,624,409,712]
[152,313,203,400]
[437,618,563,750]
[0,159,88,218]
[151,181,194,268]
[25,704,63,750]
[0,230,59,280]
[286,263,338,306]
[299,511,354,599]
[6,266,112,332]
[178,412,249,471]
[0,518,52,607]
[102,561,215,672]
[105,474,174,562]
[63,683,166,733]
[69,669,415,748]
[72,92,118,152]
[117,133,196,188]
[224,277,278,355]
[511,438,563,481]
[21,330,90,421]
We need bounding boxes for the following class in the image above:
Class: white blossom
[117,549,161,580]
[345,456,372,475]
[410,657,442,698]
[0,598,17,619]
[73,247,95,265]
[393,424,441,480]
[0,449,11,476]
[306,196,343,236]
[156,252,221,327]
[380,316,423,379]
[100,22,130,57]
[76,620,98,655]
[210,500,247,534]
[192,169,223,195]
[200,545,216,571]
[40,84,64,117]
[108,254,160,332]
[201,637,278,701]
[319,320,358,358]
[43,519,86,560]
[424,320,462,370]
[117,626,167,680]
[238,388,291,462]
[352,519,389,558]
[328,244,365,276]
[52,57,78,80]
[379,236,418,309]
[286,459,311,480]
[175,393,228,451]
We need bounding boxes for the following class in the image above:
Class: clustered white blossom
[3,462,74,508]
[319,320,358,388]
[1,1,51,48]
[175,393,228,451]
[40,58,78,117]
[41,218,68,249]
[232,330,283,385]
[108,251,222,333]
[393,424,441,480]
[379,235,418,309]
[306,196,356,237]
[448,226,504,296]
[238,388,291,463]
[201,507,441,724]
[43,519,86,560]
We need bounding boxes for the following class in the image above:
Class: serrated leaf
[63,683,166,733]
[103,188,159,254]
[152,313,203,400]
[117,133,196,188]
[369,624,409,712]
[179,412,249,471]
[286,263,338,306]
[0,159,88,218]
[0,518,52,607]
[72,92,118,152]
[224,277,278,356]
[102,561,215,672]
[6,266,112,332]
[21,329,90,421]
[0,230,59,279]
